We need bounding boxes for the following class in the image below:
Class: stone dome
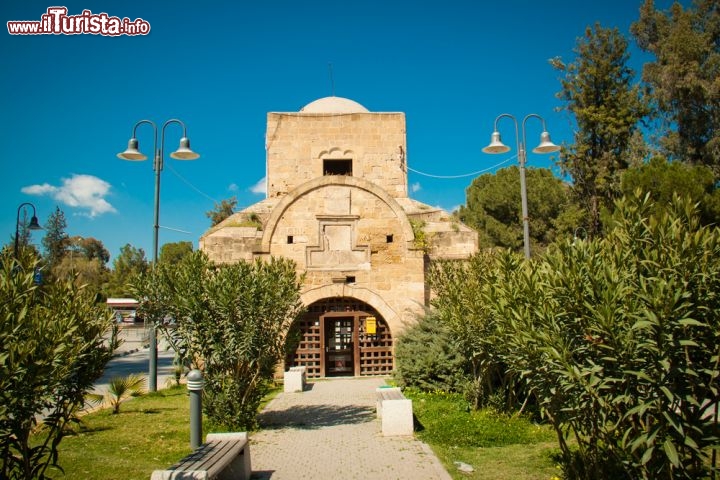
[300,96,369,113]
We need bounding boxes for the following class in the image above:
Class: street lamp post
[118,119,199,392]
[482,114,561,259]
[14,202,42,260]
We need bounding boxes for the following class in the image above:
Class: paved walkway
[92,347,176,395]
[249,377,452,480]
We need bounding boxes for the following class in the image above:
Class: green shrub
[0,254,116,479]
[429,252,527,411]
[491,193,720,479]
[133,252,304,431]
[393,312,468,393]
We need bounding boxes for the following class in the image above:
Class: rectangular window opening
[287,235,294,244]
[323,159,352,176]
[345,276,356,284]
[386,234,393,243]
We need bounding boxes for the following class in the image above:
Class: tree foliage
[53,257,108,296]
[41,207,69,276]
[432,191,720,477]
[132,252,304,430]
[52,237,111,295]
[632,0,720,172]
[106,244,148,298]
[69,236,110,265]
[206,196,237,227]
[159,241,193,265]
[0,254,116,479]
[621,156,720,225]
[458,166,573,253]
[552,24,649,236]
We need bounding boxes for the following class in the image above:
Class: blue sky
[1,0,677,262]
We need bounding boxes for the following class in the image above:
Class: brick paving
[249,377,451,480]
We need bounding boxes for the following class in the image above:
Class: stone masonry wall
[265,112,407,199]
[266,183,425,334]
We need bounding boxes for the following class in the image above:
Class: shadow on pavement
[249,470,275,479]
[259,404,374,429]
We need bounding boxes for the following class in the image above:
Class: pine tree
[551,24,648,236]
[42,206,69,274]
[458,166,573,253]
[632,0,720,173]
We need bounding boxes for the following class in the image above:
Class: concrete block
[381,399,413,436]
[284,366,306,393]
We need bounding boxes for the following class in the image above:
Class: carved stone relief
[307,215,370,270]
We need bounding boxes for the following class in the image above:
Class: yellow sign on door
[366,316,377,335]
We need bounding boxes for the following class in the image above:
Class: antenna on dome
[328,62,335,97]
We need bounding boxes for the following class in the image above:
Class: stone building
[200,96,477,378]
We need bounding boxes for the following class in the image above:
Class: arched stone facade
[199,97,478,377]
[259,175,416,254]
[287,296,394,378]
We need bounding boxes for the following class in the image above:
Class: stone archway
[286,297,393,378]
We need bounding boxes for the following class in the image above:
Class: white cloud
[250,176,267,195]
[435,204,461,214]
[21,183,56,195]
[227,183,239,192]
[411,182,421,193]
[21,174,116,218]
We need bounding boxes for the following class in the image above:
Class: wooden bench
[283,366,307,393]
[375,387,413,436]
[150,432,251,480]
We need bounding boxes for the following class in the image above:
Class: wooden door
[322,316,355,376]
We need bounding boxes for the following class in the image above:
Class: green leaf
[663,438,679,467]
[659,386,674,402]
[641,446,655,465]
[677,318,705,327]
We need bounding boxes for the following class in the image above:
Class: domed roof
[300,96,369,113]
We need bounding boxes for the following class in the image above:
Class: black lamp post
[14,202,42,260]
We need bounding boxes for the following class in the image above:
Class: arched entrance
[287,297,393,378]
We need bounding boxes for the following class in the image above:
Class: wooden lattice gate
[287,297,393,378]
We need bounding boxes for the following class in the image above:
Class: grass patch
[48,386,192,480]
[406,389,562,480]
[39,383,281,480]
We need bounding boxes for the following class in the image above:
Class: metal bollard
[187,369,204,450]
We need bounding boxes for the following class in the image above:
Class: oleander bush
[430,193,720,478]
[0,254,116,479]
[489,194,720,479]
[133,252,304,431]
[428,251,527,411]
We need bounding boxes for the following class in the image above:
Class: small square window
[386,234,393,243]
[287,235,294,244]
[324,159,352,176]
[345,276,356,283]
